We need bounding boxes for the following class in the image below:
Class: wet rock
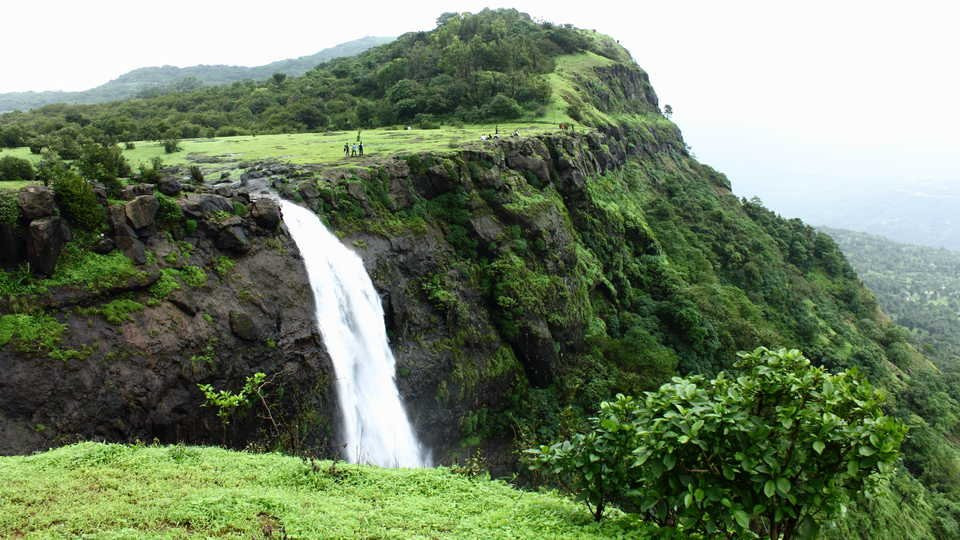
[108,205,135,238]
[0,224,25,267]
[229,311,260,341]
[91,235,115,254]
[17,186,55,221]
[178,194,233,219]
[250,198,281,231]
[26,216,70,276]
[470,215,504,244]
[120,184,154,200]
[217,226,250,253]
[115,235,146,265]
[157,178,182,196]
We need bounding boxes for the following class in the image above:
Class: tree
[664,104,673,118]
[271,72,287,86]
[0,156,35,181]
[527,347,906,538]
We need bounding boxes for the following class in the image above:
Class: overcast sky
[2,0,958,218]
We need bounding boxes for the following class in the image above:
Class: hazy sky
[2,1,958,218]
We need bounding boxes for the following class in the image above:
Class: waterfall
[280,200,430,468]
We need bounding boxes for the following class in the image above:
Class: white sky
[1,0,958,217]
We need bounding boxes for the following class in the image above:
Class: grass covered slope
[0,443,647,539]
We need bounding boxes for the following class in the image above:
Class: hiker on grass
[343,142,349,157]
[351,143,358,157]
[359,142,364,156]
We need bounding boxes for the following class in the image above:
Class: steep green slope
[0,37,393,113]
[0,442,651,538]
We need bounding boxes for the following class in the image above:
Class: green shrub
[98,299,145,325]
[162,138,181,154]
[155,193,183,228]
[188,166,204,183]
[180,266,207,288]
[0,156,35,181]
[53,170,105,231]
[213,256,235,277]
[184,219,198,235]
[0,314,66,354]
[527,347,907,536]
[0,191,19,225]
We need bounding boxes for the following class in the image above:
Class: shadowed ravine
[279,199,430,467]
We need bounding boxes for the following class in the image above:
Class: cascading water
[280,199,429,468]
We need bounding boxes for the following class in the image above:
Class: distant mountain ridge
[0,36,393,113]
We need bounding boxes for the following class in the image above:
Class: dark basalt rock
[125,195,159,230]
[178,193,234,219]
[0,224,25,268]
[250,198,281,231]
[217,226,250,253]
[17,186,55,221]
[26,216,70,276]
[157,178,182,196]
[120,184,155,200]
[229,311,260,341]
[115,235,147,265]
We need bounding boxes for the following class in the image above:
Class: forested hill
[823,226,960,365]
[1,8,959,538]
[0,36,392,114]
[0,10,645,147]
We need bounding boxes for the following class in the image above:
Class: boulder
[120,184,154,200]
[17,186,55,221]
[108,205,135,238]
[157,178,182,196]
[0,224,25,267]
[250,198,281,230]
[229,311,260,341]
[124,195,159,230]
[217,226,250,253]
[114,235,146,265]
[178,193,233,219]
[26,216,71,276]
[91,235,115,255]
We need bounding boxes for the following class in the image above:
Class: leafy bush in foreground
[527,347,906,538]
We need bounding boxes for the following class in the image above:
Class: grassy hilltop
[0,443,649,539]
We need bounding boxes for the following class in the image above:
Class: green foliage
[0,155,34,181]
[197,372,266,425]
[154,192,182,228]
[213,255,235,277]
[188,165,203,183]
[179,265,207,288]
[162,138,181,154]
[0,442,654,538]
[149,269,181,300]
[52,169,105,231]
[528,348,906,537]
[0,243,144,298]
[0,314,66,354]
[0,191,19,225]
[76,142,131,196]
[95,298,145,325]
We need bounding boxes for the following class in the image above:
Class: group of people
[344,141,364,157]
[480,126,522,141]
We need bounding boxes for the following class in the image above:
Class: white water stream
[280,200,429,467]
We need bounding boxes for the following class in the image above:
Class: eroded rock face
[26,216,70,276]
[157,178,182,196]
[17,186,55,221]
[120,184,155,200]
[178,193,234,219]
[0,224,337,457]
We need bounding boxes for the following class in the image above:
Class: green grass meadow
[0,443,650,539]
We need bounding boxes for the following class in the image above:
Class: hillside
[0,36,392,113]
[0,442,649,538]
[0,9,958,538]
